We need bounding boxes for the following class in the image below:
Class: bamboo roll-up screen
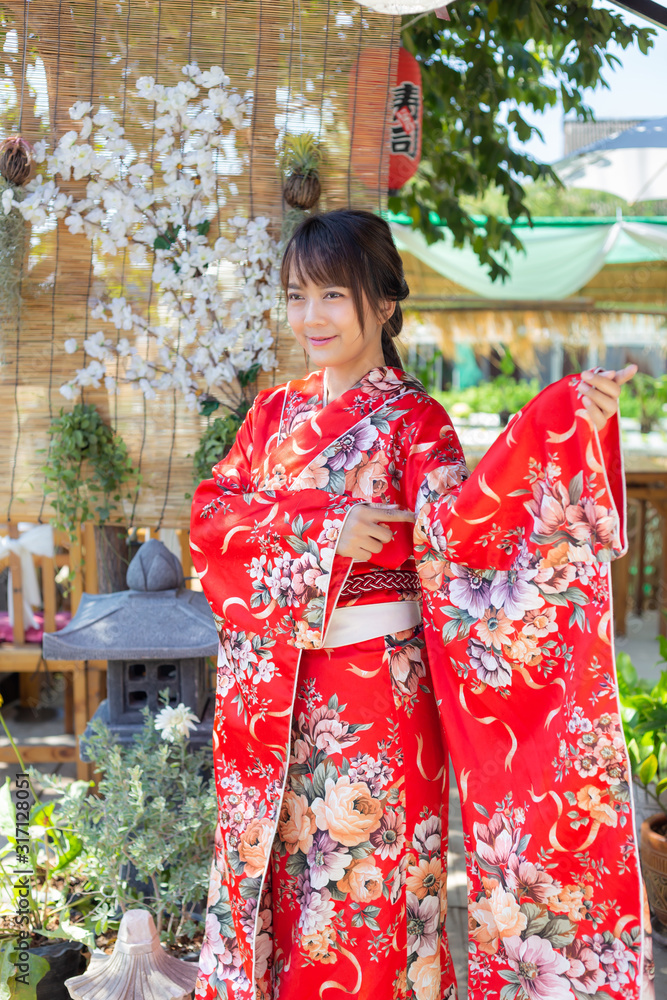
[0,1,399,527]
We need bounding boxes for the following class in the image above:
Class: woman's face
[286,271,384,371]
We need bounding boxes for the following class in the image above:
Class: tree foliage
[395,1,655,280]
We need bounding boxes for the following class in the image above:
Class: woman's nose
[303,300,325,326]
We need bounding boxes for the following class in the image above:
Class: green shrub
[618,637,667,814]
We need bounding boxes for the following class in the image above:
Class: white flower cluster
[13,63,280,410]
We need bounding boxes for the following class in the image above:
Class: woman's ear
[379,299,396,324]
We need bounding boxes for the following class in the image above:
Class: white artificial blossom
[14,63,280,411]
[154,702,200,743]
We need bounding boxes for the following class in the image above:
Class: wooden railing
[0,525,196,779]
[611,472,667,638]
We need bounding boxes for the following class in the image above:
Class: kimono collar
[305,365,422,406]
[265,366,425,486]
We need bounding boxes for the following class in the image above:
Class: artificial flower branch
[4,63,281,413]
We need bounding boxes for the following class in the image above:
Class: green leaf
[327,469,346,495]
[568,603,587,633]
[239,877,262,900]
[542,916,578,948]
[286,851,307,876]
[568,472,583,505]
[9,949,50,1000]
[349,841,373,859]
[196,219,211,236]
[312,762,337,799]
[0,939,16,1000]
[639,754,658,786]
[200,398,220,417]
[153,235,172,250]
[658,634,667,664]
[520,901,549,936]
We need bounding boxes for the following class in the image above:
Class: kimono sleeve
[190,400,361,651]
[412,377,648,1000]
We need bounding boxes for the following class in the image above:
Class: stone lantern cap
[43,539,218,661]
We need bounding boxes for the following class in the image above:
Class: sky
[515,0,667,163]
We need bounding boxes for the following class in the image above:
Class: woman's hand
[580,364,637,431]
[336,505,415,561]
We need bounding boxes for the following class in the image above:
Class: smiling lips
[308,335,336,346]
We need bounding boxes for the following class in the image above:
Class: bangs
[281,217,362,292]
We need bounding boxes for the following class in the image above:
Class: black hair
[280,209,409,369]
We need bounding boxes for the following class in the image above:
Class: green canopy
[391,218,667,301]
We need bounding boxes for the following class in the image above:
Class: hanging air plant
[0,137,33,316]
[282,132,323,209]
[281,133,323,241]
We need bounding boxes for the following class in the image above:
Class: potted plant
[619,372,667,435]
[43,692,217,949]
[618,641,667,932]
[0,698,89,1000]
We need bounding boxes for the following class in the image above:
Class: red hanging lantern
[348,47,423,194]
[388,47,423,192]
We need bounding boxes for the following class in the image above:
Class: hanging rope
[37,0,65,522]
[17,0,28,131]
[80,0,100,382]
[248,0,266,220]
[7,0,31,522]
[155,0,196,531]
[130,0,163,527]
[377,15,398,212]
[346,10,365,207]
[113,0,134,432]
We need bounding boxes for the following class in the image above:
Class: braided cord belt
[339,569,421,600]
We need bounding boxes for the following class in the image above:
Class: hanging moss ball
[283,172,321,211]
[0,136,33,187]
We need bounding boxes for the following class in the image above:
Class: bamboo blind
[0,1,400,527]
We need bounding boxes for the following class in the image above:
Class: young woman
[190,210,653,1000]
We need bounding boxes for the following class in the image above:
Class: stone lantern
[43,540,218,749]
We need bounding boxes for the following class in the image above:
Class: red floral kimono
[190,366,654,1000]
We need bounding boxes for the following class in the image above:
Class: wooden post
[178,530,193,589]
[41,554,57,634]
[611,554,630,638]
[83,522,99,594]
[87,660,107,720]
[660,503,667,638]
[64,672,74,735]
[635,499,647,617]
[73,660,89,781]
[8,523,25,644]
[8,524,44,709]
[70,525,83,615]
[94,525,129,594]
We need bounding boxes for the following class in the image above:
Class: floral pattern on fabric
[190,368,652,1000]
